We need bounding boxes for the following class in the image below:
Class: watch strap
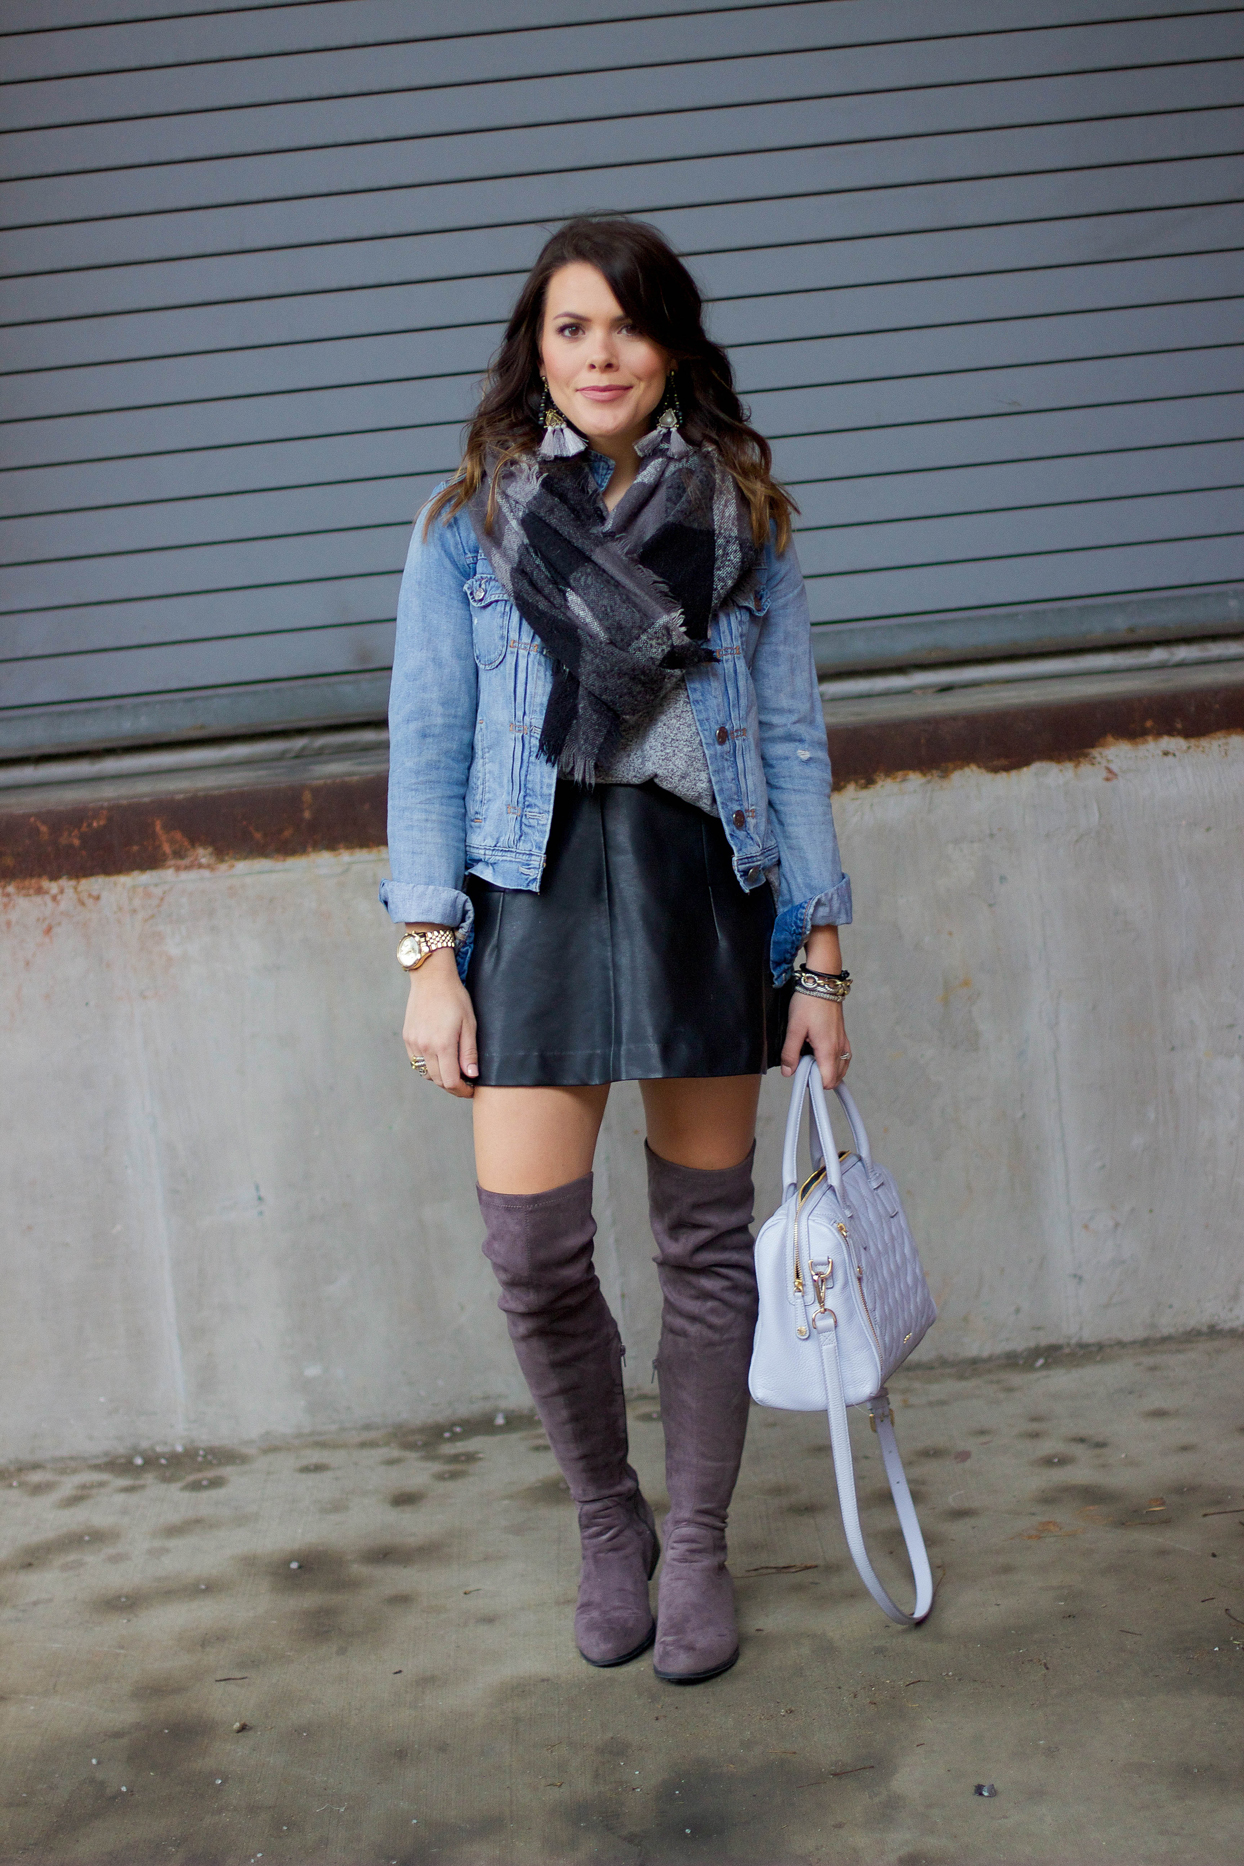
[397,927,458,971]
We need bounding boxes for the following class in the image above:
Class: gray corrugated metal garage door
[2,0,1242,757]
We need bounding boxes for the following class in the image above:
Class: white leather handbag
[749,1055,938,1625]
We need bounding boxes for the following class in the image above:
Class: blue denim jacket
[381,472,852,984]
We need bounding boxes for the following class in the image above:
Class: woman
[381,217,852,1686]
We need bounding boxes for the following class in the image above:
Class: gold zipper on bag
[792,1196,808,1338]
[799,1165,826,1205]
[793,1165,825,1300]
[854,1262,884,1359]
[833,1216,885,1361]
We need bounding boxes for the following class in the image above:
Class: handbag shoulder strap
[816,1317,934,1625]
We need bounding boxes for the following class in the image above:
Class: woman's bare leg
[473,1083,611,1193]
[473,1074,756,1190]
[639,1073,761,1168]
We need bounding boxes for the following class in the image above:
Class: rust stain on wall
[828,677,1244,791]
[0,775,386,886]
[1,682,1242,883]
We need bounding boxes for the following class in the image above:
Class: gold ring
[412,1055,430,1078]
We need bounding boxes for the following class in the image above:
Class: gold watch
[396,927,458,972]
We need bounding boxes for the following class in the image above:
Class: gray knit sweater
[595,674,716,815]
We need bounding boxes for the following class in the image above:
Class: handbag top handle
[780,1056,875,1202]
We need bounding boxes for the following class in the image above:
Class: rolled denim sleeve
[750,536,852,982]
[379,502,479,968]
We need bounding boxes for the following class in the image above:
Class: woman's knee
[473,1083,610,1193]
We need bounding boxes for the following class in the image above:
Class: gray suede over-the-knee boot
[478,1174,658,1667]
[646,1142,758,1684]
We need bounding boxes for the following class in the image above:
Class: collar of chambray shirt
[586,448,614,490]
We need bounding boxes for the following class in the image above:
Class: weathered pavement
[1,1335,1240,1866]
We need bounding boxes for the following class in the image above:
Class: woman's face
[538,262,671,450]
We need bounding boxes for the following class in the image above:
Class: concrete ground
[1,1337,1240,1866]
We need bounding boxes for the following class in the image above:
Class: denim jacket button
[746,866,761,883]
[732,809,746,829]
[716,725,729,744]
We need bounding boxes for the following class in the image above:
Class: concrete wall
[2,730,1241,1462]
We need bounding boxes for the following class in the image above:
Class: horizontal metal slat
[9,97,1244,248]
[2,616,398,707]
[0,428,459,516]
[1,0,1222,81]
[1,4,862,129]
[9,290,1241,425]
[0,0,932,84]
[0,669,394,758]
[0,477,428,563]
[799,484,1244,576]
[734,298,1243,394]
[0,571,401,661]
[10,101,1244,275]
[1,518,413,611]
[761,358,1244,462]
[10,6,1236,121]
[1,373,479,467]
[8,198,1240,375]
[6,54,1242,250]
[748,345,1244,439]
[7,338,1241,474]
[8,484,1242,645]
[5,18,1239,186]
[789,439,1244,529]
[6,241,1239,388]
[7,439,1242,576]
[9,193,1244,347]
[7,387,1240,525]
[810,582,1244,672]
[1,321,493,420]
[711,246,1244,347]
[8,127,1244,319]
[804,532,1244,621]
[768,389,1244,480]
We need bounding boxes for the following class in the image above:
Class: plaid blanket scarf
[467,426,760,782]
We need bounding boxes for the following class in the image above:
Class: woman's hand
[781,924,851,1090]
[781,992,851,1090]
[402,947,479,1097]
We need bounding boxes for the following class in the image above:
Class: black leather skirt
[465,781,792,1087]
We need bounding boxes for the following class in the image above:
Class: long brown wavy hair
[424,215,796,550]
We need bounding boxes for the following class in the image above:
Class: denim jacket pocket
[740,577,772,618]
[465,573,511,670]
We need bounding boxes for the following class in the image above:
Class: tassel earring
[538,376,586,459]
[539,377,566,429]
[655,371,683,431]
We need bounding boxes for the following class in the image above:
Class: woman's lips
[577,385,631,400]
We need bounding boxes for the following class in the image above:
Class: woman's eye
[556,323,581,337]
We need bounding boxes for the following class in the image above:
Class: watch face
[396,933,423,969]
